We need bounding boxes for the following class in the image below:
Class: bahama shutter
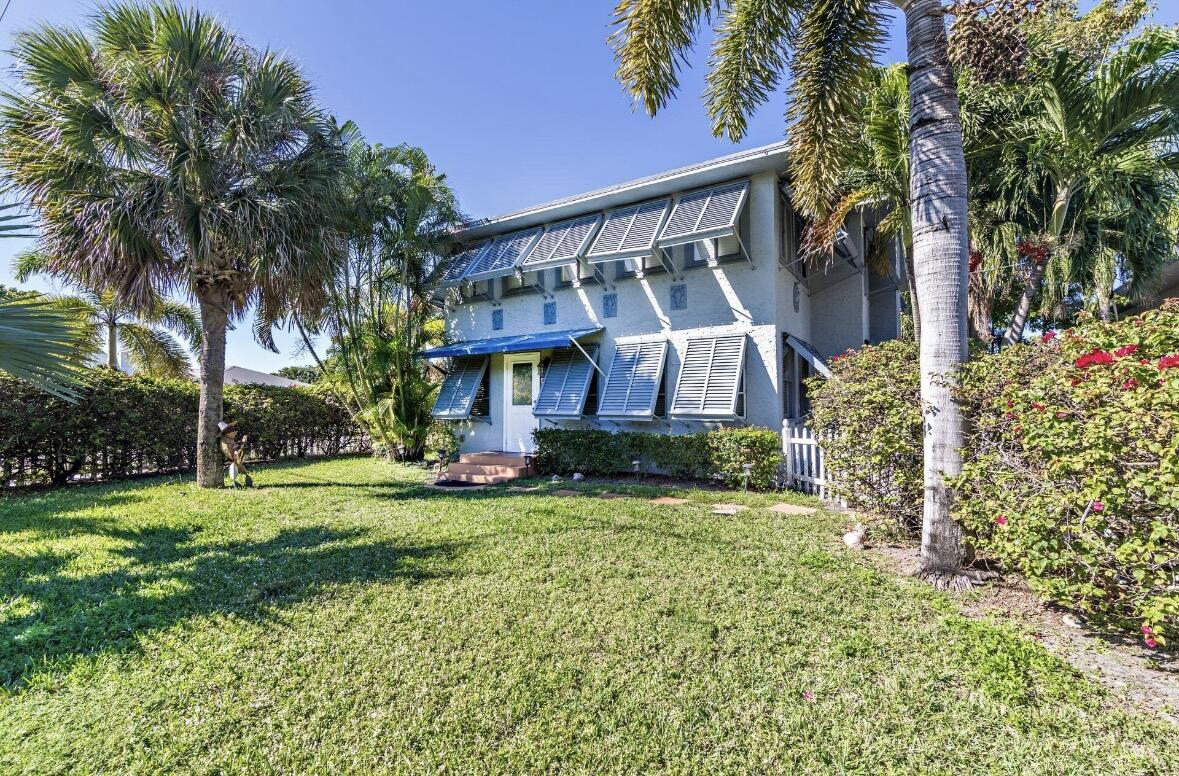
[431,356,489,418]
[670,334,747,418]
[463,227,544,282]
[596,340,668,419]
[585,199,672,263]
[434,243,490,288]
[657,180,749,247]
[533,346,598,417]
[520,215,603,272]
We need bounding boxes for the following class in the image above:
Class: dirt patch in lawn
[867,541,1179,725]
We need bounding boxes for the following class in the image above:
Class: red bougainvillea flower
[1091,501,1105,513]
[1158,354,1179,370]
[1114,344,1139,357]
[1042,330,1057,342]
[1055,411,1069,418]
[1031,402,1046,411]
[1145,637,1158,649]
[1075,349,1115,368]
[1122,378,1139,390]
[1004,412,1016,420]
[1142,625,1153,636]
[995,514,1008,526]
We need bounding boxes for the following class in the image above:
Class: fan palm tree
[1000,27,1179,344]
[0,3,345,487]
[610,0,972,584]
[17,252,200,377]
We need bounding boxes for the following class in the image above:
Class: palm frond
[118,321,192,379]
[787,0,886,219]
[705,0,797,141]
[0,296,90,400]
[610,0,715,117]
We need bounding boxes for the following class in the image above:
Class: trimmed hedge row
[0,370,366,487]
[532,427,783,490]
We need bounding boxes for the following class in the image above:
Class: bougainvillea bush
[954,302,1179,647]
[806,339,924,532]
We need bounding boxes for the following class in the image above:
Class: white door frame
[502,352,541,453]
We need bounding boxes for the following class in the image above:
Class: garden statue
[217,420,253,488]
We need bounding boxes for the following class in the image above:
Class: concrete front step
[443,471,515,485]
[459,451,536,468]
[446,462,534,478]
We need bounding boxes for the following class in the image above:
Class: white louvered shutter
[465,228,543,280]
[435,243,489,287]
[521,215,602,271]
[431,356,488,418]
[533,346,598,417]
[597,341,668,418]
[670,335,747,417]
[586,199,671,262]
[658,180,749,246]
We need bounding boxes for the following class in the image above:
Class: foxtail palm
[18,252,200,377]
[611,0,973,584]
[0,3,345,486]
[1000,27,1179,344]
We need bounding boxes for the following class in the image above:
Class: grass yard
[1,457,1174,774]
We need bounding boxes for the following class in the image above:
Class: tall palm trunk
[1002,260,1045,346]
[106,318,119,369]
[903,0,971,586]
[196,286,230,488]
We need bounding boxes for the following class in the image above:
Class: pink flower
[1042,330,1057,343]
[1031,401,1046,411]
[1055,411,1069,419]
[1158,354,1179,370]
[803,690,815,701]
[1091,501,1105,513]
[1142,625,1153,636]
[1075,349,1115,368]
[995,514,1008,526]
[1145,637,1158,649]
[1114,344,1139,357]
[1122,378,1139,390]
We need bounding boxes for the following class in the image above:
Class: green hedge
[0,370,366,487]
[532,427,783,490]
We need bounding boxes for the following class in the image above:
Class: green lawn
[1,458,1173,774]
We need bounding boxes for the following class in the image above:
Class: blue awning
[421,327,603,359]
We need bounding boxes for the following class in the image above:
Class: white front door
[502,353,541,453]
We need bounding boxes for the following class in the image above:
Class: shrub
[0,370,366,488]
[806,339,923,531]
[532,426,782,490]
[706,427,783,490]
[954,302,1179,648]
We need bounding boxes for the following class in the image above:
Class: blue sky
[1,1,1174,372]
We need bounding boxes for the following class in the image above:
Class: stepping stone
[507,485,542,493]
[712,503,748,516]
[552,489,581,497]
[650,496,690,506]
[598,492,627,500]
[768,502,818,515]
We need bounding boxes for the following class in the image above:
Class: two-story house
[425,141,902,466]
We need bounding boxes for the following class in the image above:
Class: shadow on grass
[0,523,464,690]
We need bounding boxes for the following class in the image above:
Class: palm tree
[297,122,462,459]
[610,0,972,585]
[0,3,345,487]
[17,252,200,377]
[1000,27,1179,344]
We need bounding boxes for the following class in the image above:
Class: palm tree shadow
[0,524,464,690]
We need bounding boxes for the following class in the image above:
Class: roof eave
[456,141,788,241]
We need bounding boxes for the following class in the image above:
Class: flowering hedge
[954,302,1179,648]
[805,339,924,532]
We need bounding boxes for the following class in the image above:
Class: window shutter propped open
[432,355,489,418]
[670,334,747,418]
[534,346,598,417]
[597,340,668,419]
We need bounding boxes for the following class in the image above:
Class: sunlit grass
[1,457,1173,774]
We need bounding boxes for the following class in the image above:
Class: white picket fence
[781,419,836,501]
